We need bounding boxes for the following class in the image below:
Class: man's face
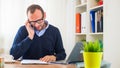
[28,9,44,31]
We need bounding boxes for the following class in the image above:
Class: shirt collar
[35,20,49,37]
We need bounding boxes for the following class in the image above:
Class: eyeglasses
[28,18,44,25]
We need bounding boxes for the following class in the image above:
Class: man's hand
[40,55,56,62]
[25,21,35,40]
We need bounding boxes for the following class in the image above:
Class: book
[95,11,98,33]
[97,9,103,32]
[76,13,81,33]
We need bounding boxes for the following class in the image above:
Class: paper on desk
[21,59,48,65]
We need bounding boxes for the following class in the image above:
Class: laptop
[50,42,84,64]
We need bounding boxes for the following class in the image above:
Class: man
[10,4,66,62]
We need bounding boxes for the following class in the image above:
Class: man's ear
[43,12,46,19]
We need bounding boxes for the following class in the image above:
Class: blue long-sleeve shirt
[10,24,66,60]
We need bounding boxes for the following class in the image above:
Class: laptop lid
[66,42,84,63]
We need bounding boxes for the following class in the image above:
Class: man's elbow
[56,53,66,61]
[10,49,20,60]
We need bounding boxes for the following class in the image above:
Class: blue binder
[90,10,95,33]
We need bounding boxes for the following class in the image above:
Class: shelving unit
[75,0,103,42]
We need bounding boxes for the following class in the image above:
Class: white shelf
[76,3,87,8]
[89,32,103,35]
[90,5,103,11]
[75,33,87,35]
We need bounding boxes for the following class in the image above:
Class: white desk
[76,61,111,68]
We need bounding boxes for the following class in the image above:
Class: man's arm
[40,28,66,62]
[10,26,32,60]
[54,28,66,60]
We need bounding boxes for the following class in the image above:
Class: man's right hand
[25,21,35,40]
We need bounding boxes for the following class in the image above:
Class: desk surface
[4,61,76,68]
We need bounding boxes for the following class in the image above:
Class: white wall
[0,0,24,54]
[65,0,75,58]
[0,0,75,59]
[104,0,120,67]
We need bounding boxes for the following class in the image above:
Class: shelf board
[89,32,103,35]
[75,33,87,35]
[90,5,103,11]
[76,3,87,8]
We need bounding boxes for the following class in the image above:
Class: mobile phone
[28,19,34,28]
[30,24,34,28]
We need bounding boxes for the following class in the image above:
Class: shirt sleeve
[10,26,32,60]
[54,28,66,60]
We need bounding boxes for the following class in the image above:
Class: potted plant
[83,40,103,68]
[96,0,103,5]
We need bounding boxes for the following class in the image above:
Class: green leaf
[83,40,103,52]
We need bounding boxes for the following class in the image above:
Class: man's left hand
[39,55,56,62]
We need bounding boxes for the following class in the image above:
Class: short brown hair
[27,4,44,17]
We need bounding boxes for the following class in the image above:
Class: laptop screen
[67,42,84,63]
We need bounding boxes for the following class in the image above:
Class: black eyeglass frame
[28,18,44,25]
